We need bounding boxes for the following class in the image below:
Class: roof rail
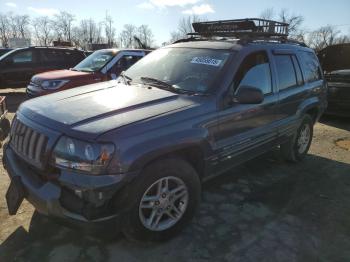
[191,18,289,38]
[28,46,79,50]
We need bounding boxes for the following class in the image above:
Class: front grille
[10,118,48,169]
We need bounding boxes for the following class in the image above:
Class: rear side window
[40,49,64,63]
[274,55,297,90]
[40,49,82,66]
[234,51,272,95]
[299,51,322,82]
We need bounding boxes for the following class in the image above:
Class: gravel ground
[0,89,349,262]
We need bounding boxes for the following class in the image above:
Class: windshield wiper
[120,71,133,85]
[140,77,193,94]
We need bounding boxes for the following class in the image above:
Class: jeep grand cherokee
[4,19,327,241]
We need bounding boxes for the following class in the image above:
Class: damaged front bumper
[3,145,137,234]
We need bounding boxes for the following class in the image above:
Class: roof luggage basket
[173,18,306,46]
[190,18,289,38]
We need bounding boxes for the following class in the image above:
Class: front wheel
[122,158,201,242]
[280,115,314,162]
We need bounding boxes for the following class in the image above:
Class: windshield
[74,49,117,72]
[125,47,231,93]
[0,48,18,61]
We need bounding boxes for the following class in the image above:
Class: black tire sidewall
[0,118,11,140]
[122,158,201,242]
[293,115,313,161]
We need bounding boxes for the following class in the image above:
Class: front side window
[234,51,272,95]
[74,50,117,72]
[275,55,297,90]
[11,51,33,64]
[113,55,141,73]
[125,48,231,93]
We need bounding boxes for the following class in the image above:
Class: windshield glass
[0,48,18,61]
[125,47,231,93]
[74,49,117,72]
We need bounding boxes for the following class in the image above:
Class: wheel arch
[127,142,209,180]
[297,97,322,124]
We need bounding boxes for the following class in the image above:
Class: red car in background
[27,49,150,97]
[0,47,86,88]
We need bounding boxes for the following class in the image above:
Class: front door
[211,50,279,175]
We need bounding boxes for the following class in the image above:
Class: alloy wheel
[139,176,189,231]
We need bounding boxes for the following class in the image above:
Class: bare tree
[32,16,53,46]
[278,9,304,37]
[72,19,103,49]
[104,13,116,47]
[169,15,205,43]
[0,13,10,47]
[259,8,304,39]
[137,24,154,48]
[53,11,75,42]
[119,24,137,48]
[307,25,344,51]
[260,8,274,20]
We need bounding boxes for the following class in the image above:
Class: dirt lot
[0,89,349,262]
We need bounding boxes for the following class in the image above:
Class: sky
[1,0,350,45]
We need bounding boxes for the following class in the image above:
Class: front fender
[118,128,212,173]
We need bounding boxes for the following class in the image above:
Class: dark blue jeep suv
[4,19,327,241]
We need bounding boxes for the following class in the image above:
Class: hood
[19,82,197,139]
[33,69,93,81]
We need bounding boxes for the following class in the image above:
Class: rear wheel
[122,158,201,242]
[280,115,314,162]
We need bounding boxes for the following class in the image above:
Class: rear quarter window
[299,51,322,82]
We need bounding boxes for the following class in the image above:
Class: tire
[280,114,314,162]
[122,158,201,242]
[0,118,11,140]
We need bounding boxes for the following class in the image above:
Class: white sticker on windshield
[191,57,223,67]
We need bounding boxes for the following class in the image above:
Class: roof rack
[173,18,307,47]
[190,18,289,38]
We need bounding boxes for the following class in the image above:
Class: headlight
[52,136,115,175]
[41,80,69,90]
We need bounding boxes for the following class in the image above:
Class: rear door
[212,50,279,174]
[37,49,64,73]
[272,49,323,141]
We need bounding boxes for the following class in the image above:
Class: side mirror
[234,86,264,104]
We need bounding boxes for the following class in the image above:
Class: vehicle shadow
[320,114,350,131]
[1,152,350,261]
